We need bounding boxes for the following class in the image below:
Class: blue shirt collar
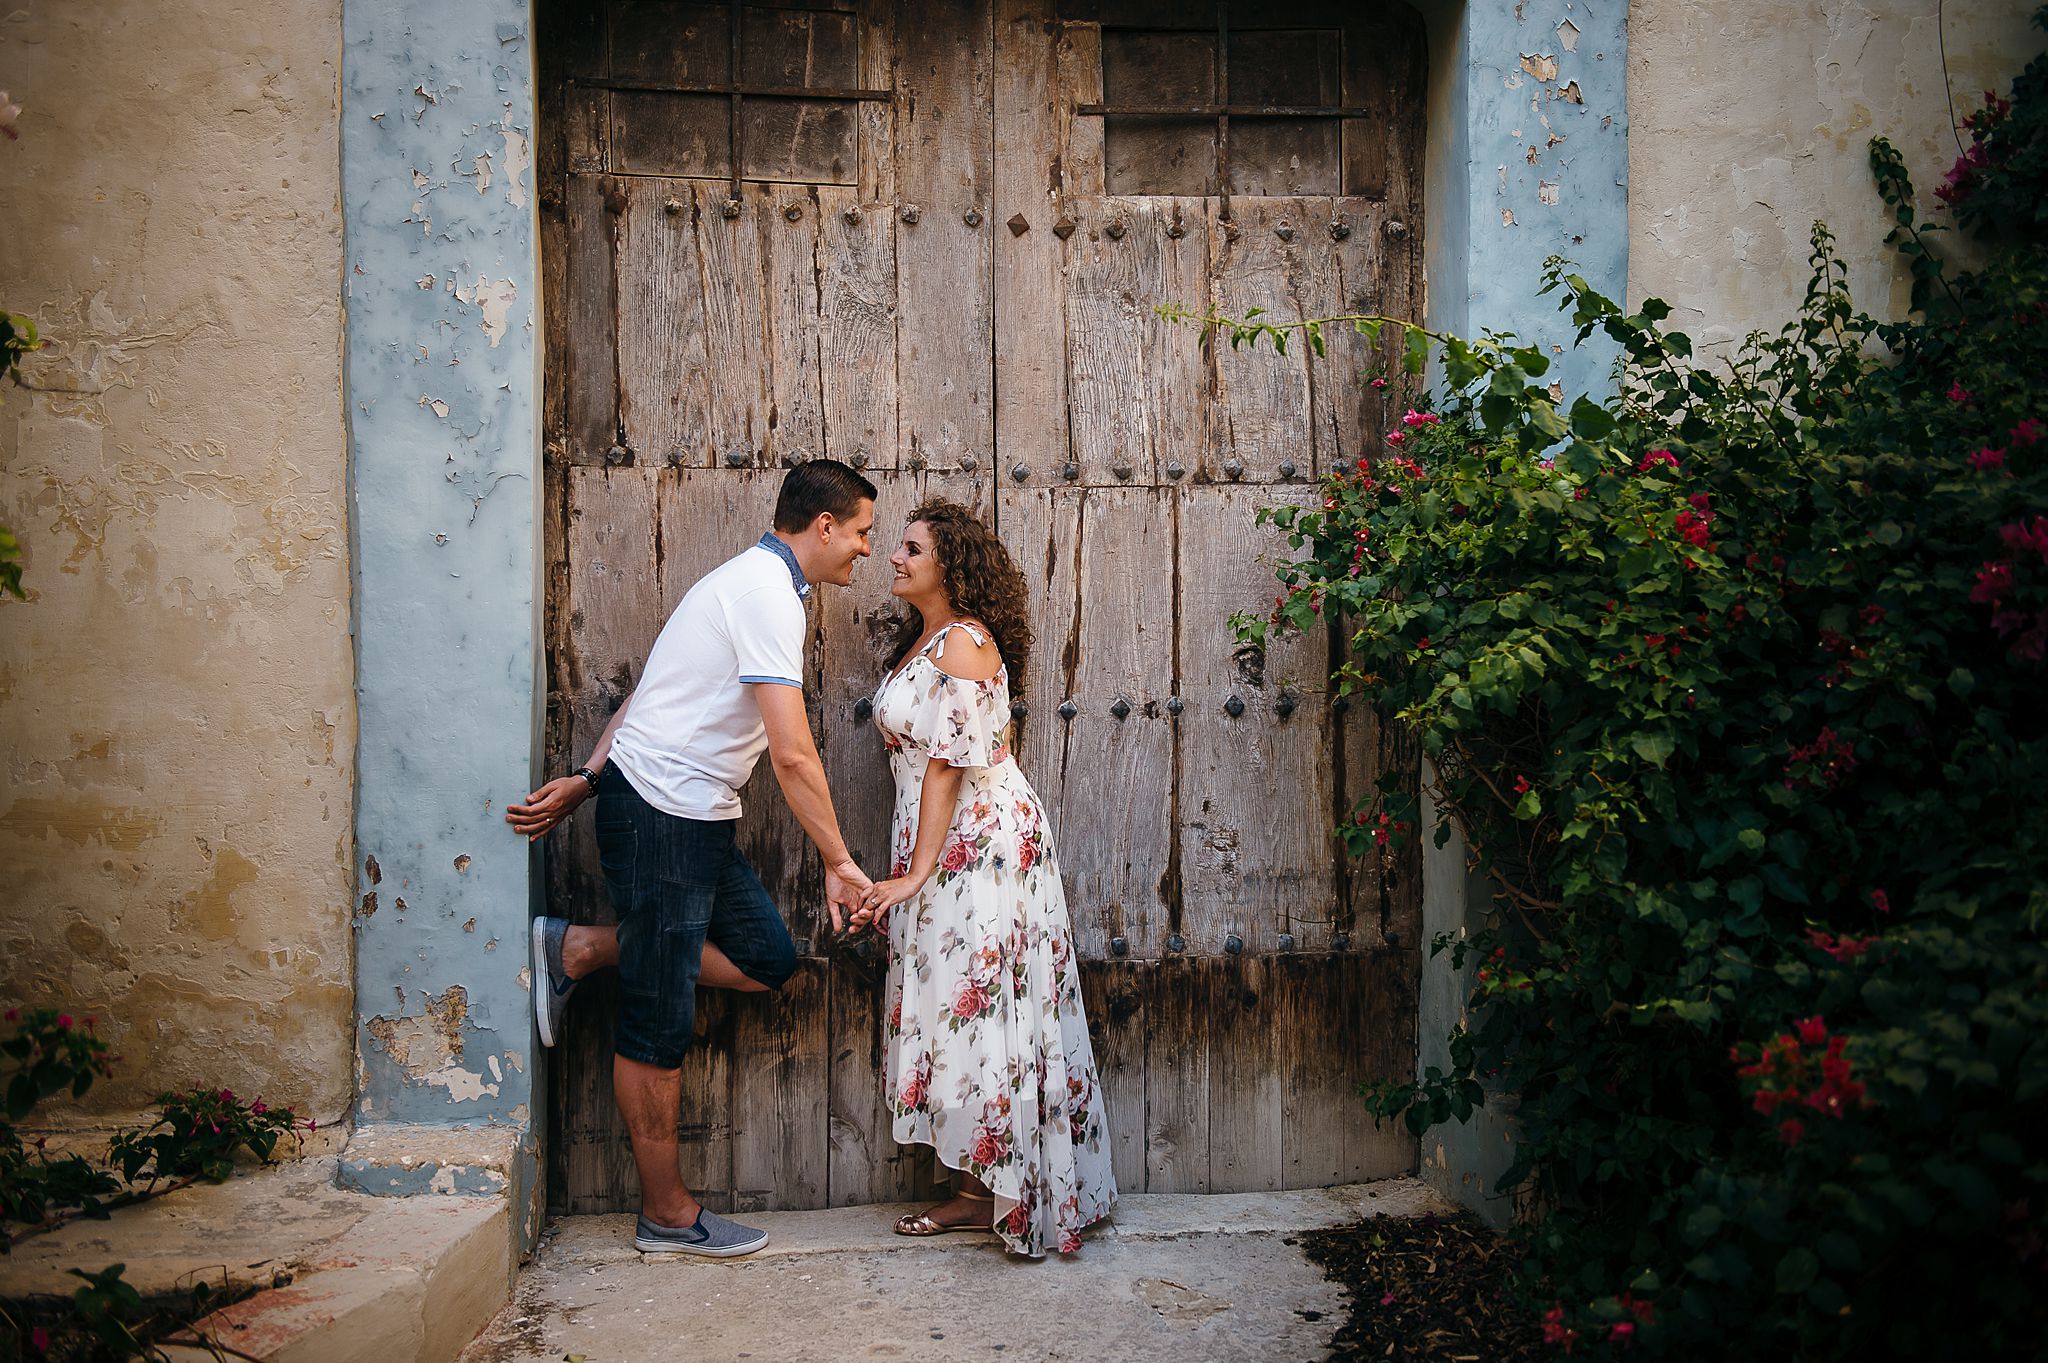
[757,532,811,600]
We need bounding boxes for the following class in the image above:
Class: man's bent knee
[743,936,797,991]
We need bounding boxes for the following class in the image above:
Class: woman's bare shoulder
[929,621,1004,681]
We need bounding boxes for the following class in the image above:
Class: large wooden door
[538,0,1426,1213]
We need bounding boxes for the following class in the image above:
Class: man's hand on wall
[506,776,591,841]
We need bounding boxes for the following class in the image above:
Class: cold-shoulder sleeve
[900,665,1011,769]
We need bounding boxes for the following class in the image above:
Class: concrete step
[0,1150,515,1363]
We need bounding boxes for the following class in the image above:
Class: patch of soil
[1301,1212,1543,1363]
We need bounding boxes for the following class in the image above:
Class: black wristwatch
[574,766,602,795]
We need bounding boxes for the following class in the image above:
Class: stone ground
[460,1181,1443,1363]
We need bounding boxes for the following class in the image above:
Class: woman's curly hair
[888,499,1034,696]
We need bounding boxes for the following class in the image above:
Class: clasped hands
[828,861,928,935]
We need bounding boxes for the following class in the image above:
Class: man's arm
[505,690,633,840]
[753,682,871,929]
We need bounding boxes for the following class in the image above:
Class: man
[505,459,878,1257]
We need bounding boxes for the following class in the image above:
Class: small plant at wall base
[1,1009,306,1360]
[1203,22,2048,1360]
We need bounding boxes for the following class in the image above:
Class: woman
[854,500,1117,1256]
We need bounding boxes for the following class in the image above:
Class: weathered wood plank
[815,185,898,469]
[1053,18,1103,199]
[825,954,937,1205]
[617,178,715,466]
[1322,198,1394,476]
[1143,955,1210,1193]
[610,0,727,83]
[1343,5,1428,203]
[611,91,732,179]
[997,486,1173,959]
[1147,196,1212,487]
[1208,198,1316,483]
[1275,199,1346,480]
[994,0,1069,488]
[893,0,993,471]
[1062,199,1151,486]
[1274,952,1347,1189]
[1077,959,1148,1195]
[676,989,737,1213]
[738,10,860,183]
[1101,29,1215,197]
[1174,483,1334,956]
[1208,955,1284,1192]
[730,957,830,1210]
[559,0,609,171]
[564,176,621,463]
[692,182,774,467]
[854,0,896,203]
[756,185,827,468]
[1340,950,1420,1183]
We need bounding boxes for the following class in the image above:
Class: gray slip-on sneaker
[635,1209,770,1257]
[531,916,578,1048]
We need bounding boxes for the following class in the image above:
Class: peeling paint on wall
[343,0,541,1198]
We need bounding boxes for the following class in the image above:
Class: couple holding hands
[507,460,1116,1260]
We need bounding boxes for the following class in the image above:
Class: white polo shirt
[609,537,808,821]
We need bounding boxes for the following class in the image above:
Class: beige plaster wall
[0,1,354,1125]
[1629,0,2037,347]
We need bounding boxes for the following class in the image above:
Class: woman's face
[888,520,946,605]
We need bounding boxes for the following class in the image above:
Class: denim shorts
[594,766,797,1068]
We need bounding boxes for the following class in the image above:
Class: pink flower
[29,1326,49,1354]
[953,979,991,1021]
[1999,516,2048,564]
[1513,775,1531,794]
[2012,417,2043,447]
[55,1014,71,1029]
[1794,1015,1827,1046]
[1948,381,1973,404]
[1380,1291,1399,1305]
[1369,377,1389,390]
[1401,409,1440,428]
[1871,888,1891,915]
[1969,446,2008,472]
[1637,449,1680,473]
[1971,560,2016,606]
[1384,429,1408,447]
[1610,1321,1636,1342]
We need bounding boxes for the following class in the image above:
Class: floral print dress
[872,622,1118,1256]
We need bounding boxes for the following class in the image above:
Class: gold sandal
[893,1188,995,1237]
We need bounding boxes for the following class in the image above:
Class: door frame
[337,0,1629,1252]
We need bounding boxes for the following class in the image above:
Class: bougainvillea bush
[1220,30,2048,1361]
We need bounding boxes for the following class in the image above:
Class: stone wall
[1629,0,2037,345]
[0,0,354,1125]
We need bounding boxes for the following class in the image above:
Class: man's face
[818,499,875,586]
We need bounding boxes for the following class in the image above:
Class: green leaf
[1774,1246,1819,1294]
[1631,732,1675,767]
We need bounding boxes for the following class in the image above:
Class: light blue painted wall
[341,0,543,1216]
[1414,0,1628,1223]
[1424,0,1628,398]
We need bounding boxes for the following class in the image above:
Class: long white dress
[872,623,1118,1256]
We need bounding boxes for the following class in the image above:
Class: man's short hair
[772,459,878,532]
